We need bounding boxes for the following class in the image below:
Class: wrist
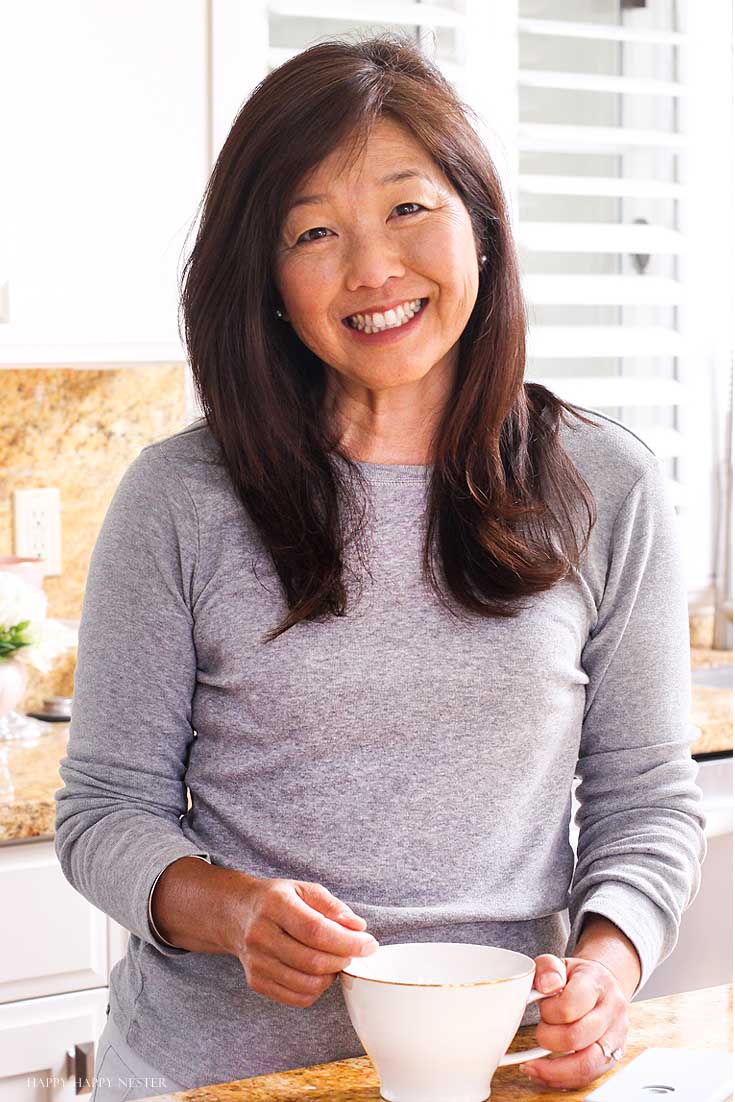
[217,868,259,956]
[151,856,256,956]
[572,912,642,1000]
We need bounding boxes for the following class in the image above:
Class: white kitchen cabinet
[0,988,107,1102]
[0,838,129,1100]
[0,1,209,365]
[0,840,128,1004]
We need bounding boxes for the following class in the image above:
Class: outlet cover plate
[12,487,62,576]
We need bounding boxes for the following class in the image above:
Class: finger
[520,1041,613,1090]
[538,965,602,1024]
[332,902,368,930]
[533,997,611,1055]
[248,944,337,998]
[304,882,368,930]
[250,969,328,1008]
[534,953,567,993]
[260,916,361,975]
[335,912,368,929]
[294,881,372,942]
[274,885,378,958]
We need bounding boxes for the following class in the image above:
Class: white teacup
[340,942,557,1102]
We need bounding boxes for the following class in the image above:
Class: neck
[322,356,456,465]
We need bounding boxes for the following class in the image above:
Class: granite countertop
[142,984,732,1102]
[0,649,731,844]
[689,647,733,754]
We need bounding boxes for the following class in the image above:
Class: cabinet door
[0,840,107,1003]
[0,1,208,364]
[0,988,107,1102]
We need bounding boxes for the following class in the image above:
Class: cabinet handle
[66,1042,94,1095]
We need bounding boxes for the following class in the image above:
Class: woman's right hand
[230,876,379,1008]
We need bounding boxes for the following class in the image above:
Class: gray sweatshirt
[54,406,706,1089]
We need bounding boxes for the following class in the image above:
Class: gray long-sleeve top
[54,406,706,1089]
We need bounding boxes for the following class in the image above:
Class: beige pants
[91,1006,186,1102]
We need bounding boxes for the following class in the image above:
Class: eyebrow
[287,169,436,212]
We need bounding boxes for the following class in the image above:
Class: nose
[344,233,406,291]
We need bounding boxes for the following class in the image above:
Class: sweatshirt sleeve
[566,457,707,992]
[54,444,213,958]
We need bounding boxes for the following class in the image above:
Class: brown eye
[393,202,424,217]
[293,203,425,247]
[295,226,332,245]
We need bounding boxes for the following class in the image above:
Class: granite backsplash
[0,364,189,710]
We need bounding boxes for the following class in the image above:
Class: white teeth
[347,298,424,333]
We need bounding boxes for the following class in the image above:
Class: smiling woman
[180,33,600,643]
[56,30,706,1099]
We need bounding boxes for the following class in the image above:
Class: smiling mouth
[342,298,429,333]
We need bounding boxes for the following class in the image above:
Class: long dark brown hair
[180,32,599,642]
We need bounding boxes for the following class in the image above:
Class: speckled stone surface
[0,724,69,841]
[139,985,732,1101]
[0,646,731,841]
[689,611,715,649]
[0,364,187,623]
[22,645,77,716]
[0,721,196,842]
[691,647,733,671]
[691,684,733,755]
[689,648,732,756]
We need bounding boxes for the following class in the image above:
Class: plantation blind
[515,1,688,518]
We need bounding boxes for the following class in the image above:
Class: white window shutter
[517,1,732,601]
[515,3,687,513]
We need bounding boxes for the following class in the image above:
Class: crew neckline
[332,453,432,482]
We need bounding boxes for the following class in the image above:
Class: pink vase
[0,556,44,590]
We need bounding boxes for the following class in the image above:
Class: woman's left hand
[519,953,630,1091]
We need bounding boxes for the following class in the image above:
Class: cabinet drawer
[0,840,108,1003]
[0,987,107,1100]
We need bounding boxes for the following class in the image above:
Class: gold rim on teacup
[341,962,536,989]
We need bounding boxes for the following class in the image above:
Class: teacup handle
[496,988,556,1067]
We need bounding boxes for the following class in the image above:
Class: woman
[55,33,706,1099]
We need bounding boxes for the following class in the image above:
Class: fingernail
[360,937,379,956]
[519,1064,540,1079]
[540,972,563,992]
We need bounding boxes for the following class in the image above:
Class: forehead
[288,118,441,206]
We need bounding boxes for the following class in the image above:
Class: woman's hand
[519,953,630,1091]
[229,876,378,1008]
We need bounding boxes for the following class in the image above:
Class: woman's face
[273,116,481,396]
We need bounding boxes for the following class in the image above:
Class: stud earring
[479,254,487,268]
[275,307,284,319]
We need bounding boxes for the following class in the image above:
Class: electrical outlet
[12,488,62,576]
